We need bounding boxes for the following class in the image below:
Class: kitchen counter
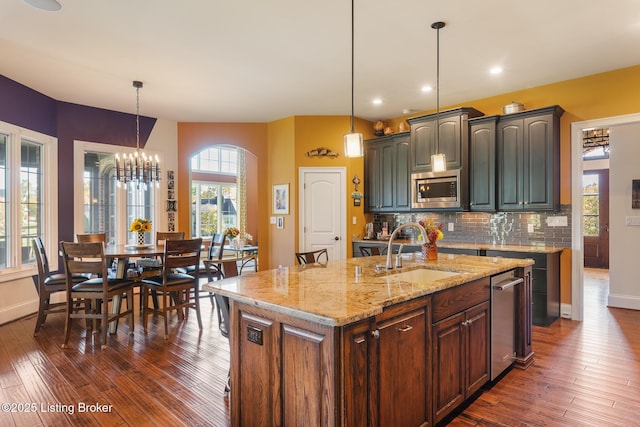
[203,253,533,327]
[207,254,534,426]
[354,238,565,254]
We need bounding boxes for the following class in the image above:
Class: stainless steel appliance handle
[493,277,523,291]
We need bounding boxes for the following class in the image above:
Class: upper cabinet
[364,132,411,213]
[469,115,499,212]
[408,108,483,173]
[497,106,564,211]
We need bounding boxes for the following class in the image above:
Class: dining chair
[213,258,239,396]
[32,237,88,336]
[295,248,329,265]
[359,246,386,257]
[59,241,136,350]
[136,230,185,273]
[140,238,203,339]
[76,232,107,243]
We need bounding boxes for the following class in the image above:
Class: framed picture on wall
[633,180,640,208]
[273,183,289,214]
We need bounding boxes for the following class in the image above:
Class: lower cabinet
[344,297,432,427]
[431,301,490,424]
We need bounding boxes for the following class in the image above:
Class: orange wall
[293,115,372,258]
[267,117,296,268]
[177,122,269,267]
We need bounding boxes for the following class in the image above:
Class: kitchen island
[204,253,534,426]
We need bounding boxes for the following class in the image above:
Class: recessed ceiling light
[372,98,383,105]
[24,0,62,11]
[421,85,433,93]
[490,66,503,75]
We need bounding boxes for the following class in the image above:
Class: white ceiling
[1,0,640,123]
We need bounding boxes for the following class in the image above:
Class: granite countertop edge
[203,255,534,327]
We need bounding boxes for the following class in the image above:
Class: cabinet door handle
[467,319,473,325]
[371,329,380,339]
[398,324,413,333]
[461,320,468,327]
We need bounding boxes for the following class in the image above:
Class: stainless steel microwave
[411,169,462,210]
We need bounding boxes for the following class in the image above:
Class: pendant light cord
[350,0,355,133]
[432,22,445,152]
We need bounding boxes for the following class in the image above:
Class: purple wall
[0,74,157,243]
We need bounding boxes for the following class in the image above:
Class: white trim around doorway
[571,112,640,321]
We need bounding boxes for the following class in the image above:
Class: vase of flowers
[418,218,444,261]
[224,226,240,245]
[130,218,152,245]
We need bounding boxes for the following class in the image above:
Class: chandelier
[115,81,160,189]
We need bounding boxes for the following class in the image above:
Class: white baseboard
[607,293,640,311]
[561,303,572,319]
[0,299,38,326]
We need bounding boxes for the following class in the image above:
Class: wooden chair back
[156,231,185,244]
[60,241,108,284]
[208,233,226,261]
[295,248,329,265]
[162,238,203,279]
[360,246,385,257]
[76,232,107,243]
[32,237,53,284]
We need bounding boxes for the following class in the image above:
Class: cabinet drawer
[431,277,490,323]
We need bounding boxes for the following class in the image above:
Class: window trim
[0,121,58,282]
[74,140,160,245]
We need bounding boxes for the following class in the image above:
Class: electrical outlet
[527,223,535,233]
[448,222,454,232]
[546,216,568,227]
[352,216,357,225]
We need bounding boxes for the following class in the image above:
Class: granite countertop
[354,239,565,254]
[203,253,534,327]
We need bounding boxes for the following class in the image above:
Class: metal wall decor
[166,170,176,231]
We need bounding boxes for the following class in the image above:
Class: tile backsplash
[371,205,572,248]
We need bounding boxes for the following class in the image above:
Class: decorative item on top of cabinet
[373,120,386,136]
[408,107,484,173]
[497,105,564,211]
[364,132,411,213]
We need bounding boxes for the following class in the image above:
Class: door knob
[334,236,340,241]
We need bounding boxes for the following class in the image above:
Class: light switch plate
[527,224,535,233]
[270,216,277,224]
[448,222,454,232]
[625,216,640,226]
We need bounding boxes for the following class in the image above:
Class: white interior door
[299,167,346,260]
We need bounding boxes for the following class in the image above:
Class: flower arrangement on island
[418,218,443,261]
[419,218,444,244]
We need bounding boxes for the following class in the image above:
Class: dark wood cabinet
[408,108,483,173]
[469,115,498,211]
[431,281,490,424]
[344,297,432,427]
[364,133,410,213]
[487,250,561,326]
[497,106,564,211]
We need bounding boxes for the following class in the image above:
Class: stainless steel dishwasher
[490,270,523,380]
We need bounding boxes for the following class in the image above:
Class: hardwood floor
[1,270,638,426]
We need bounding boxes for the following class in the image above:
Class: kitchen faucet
[384,222,428,270]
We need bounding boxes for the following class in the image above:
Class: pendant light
[115,81,160,190]
[431,21,447,172]
[344,0,363,158]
